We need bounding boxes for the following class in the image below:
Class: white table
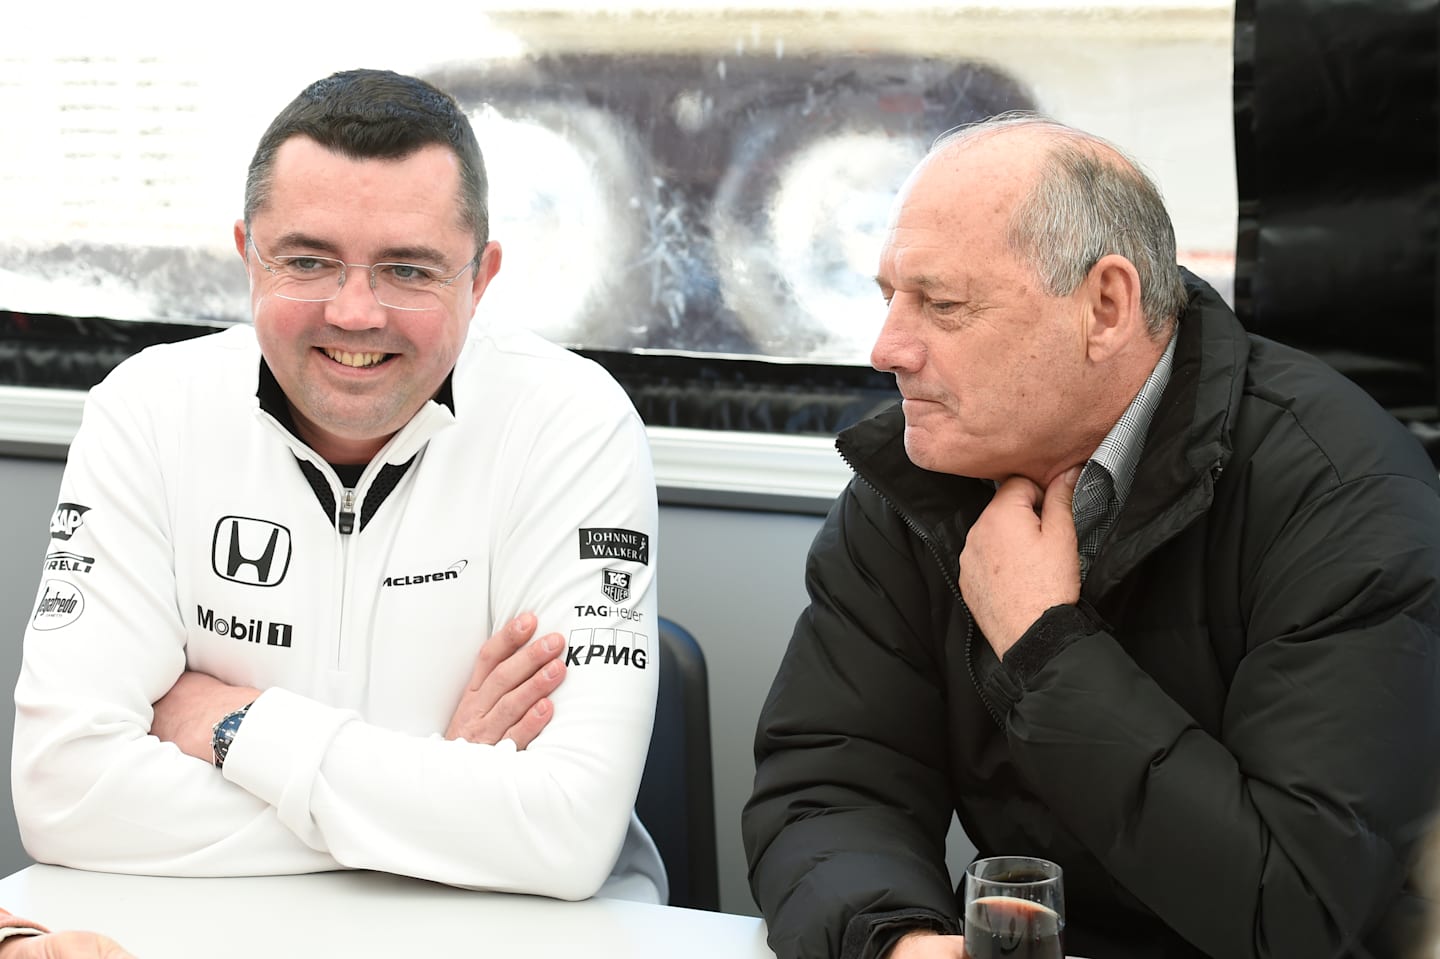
[0,865,776,958]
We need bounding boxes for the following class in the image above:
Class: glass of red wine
[962,856,1065,959]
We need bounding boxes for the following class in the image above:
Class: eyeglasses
[246,236,477,312]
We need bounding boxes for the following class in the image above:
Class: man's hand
[445,612,566,749]
[959,468,1082,658]
[151,671,262,764]
[887,931,967,958]
[0,931,136,959]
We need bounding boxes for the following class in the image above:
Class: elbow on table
[434,808,628,901]
[14,784,96,870]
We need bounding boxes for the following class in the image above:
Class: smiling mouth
[322,348,391,369]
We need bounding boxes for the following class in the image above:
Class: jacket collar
[255,358,458,465]
[835,270,1248,597]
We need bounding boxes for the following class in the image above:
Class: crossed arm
[150,611,567,761]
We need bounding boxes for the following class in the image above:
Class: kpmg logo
[212,516,292,587]
[197,605,293,647]
[49,503,90,541]
[566,627,649,669]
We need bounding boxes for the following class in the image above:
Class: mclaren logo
[212,516,292,587]
[383,560,468,588]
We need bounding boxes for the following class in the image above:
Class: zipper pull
[339,488,356,535]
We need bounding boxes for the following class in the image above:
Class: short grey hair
[933,113,1188,337]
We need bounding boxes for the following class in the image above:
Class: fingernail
[542,662,559,680]
[542,634,561,653]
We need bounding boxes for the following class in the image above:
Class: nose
[870,295,924,374]
[324,265,388,331]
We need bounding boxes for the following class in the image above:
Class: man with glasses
[13,68,666,903]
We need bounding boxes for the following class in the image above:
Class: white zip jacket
[13,323,666,902]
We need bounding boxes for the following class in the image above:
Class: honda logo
[211,516,293,587]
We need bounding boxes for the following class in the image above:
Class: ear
[233,220,248,260]
[1080,254,1144,363]
[469,240,503,312]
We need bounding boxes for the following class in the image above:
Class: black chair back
[636,617,720,910]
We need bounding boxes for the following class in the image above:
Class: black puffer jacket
[743,278,1440,959]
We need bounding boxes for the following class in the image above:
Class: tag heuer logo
[212,516,293,587]
[602,568,631,603]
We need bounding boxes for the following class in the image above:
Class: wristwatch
[212,701,255,770]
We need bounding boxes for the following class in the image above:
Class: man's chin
[902,428,951,474]
[902,427,993,479]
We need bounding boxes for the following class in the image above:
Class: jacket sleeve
[743,481,962,959]
[994,471,1440,958]
[218,376,660,899]
[13,367,341,877]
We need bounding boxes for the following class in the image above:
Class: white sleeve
[11,369,340,876]
[220,385,660,899]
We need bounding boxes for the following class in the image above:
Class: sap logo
[212,516,292,587]
[49,503,90,541]
[44,551,95,574]
[572,604,645,623]
[566,627,649,669]
[32,580,84,631]
[601,568,630,603]
[578,528,650,565]
[196,605,293,647]
[383,560,468,588]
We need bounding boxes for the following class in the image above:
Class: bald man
[743,114,1440,959]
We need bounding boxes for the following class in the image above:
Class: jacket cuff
[840,907,958,959]
[222,687,357,843]
[983,603,1103,712]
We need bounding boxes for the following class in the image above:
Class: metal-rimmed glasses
[246,235,478,312]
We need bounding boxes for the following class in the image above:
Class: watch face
[212,703,251,769]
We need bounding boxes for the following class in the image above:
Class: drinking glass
[962,856,1065,959]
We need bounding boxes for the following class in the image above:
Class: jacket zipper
[839,453,1006,728]
[339,488,357,535]
[335,486,357,670]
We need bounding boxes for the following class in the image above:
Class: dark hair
[244,68,488,248]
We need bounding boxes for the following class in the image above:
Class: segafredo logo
[32,580,84,631]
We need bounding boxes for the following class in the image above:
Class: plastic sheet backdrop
[1234,0,1440,419]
